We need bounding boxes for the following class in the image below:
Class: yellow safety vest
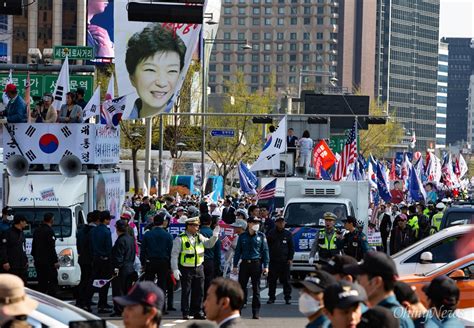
[431,212,443,231]
[319,230,337,250]
[179,233,205,267]
[408,216,419,238]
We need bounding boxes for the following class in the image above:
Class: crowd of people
[0,188,468,327]
[1,83,88,123]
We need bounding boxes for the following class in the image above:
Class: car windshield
[284,202,347,227]
[445,211,474,227]
[14,207,73,238]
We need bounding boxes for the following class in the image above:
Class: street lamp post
[200,36,251,196]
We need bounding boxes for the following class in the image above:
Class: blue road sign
[210,129,235,138]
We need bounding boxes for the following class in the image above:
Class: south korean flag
[52,56,70,111]
[82,86,100,121]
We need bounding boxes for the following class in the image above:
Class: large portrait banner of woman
[114,0,202,119]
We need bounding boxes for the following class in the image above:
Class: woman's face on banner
[130,51,181,117]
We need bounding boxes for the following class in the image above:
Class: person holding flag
[2,83,27,123]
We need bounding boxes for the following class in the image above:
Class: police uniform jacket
[200,226,222,263]
[171,231,218,271]
[31,223,57,266]
[266,228,294,262]
[233,231,270,268]
[0,226,27,269]
[340,228,369,261]
[90,223,112,258]
[140,226,173,265]
[111,233,135,270]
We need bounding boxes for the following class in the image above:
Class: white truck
[283,180,370,274]
[4,169,125,287]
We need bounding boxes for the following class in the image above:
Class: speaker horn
[6,155,29,177]
[59,155,82,178]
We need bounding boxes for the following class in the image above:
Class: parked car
[440,207,474,230]
[25,288,117,328]
[399,253,474,309]
[391,225,473,276]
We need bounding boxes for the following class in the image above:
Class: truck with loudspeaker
[2,123,124,288]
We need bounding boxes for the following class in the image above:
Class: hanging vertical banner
[114,0,202,119]
[162,159,174,194]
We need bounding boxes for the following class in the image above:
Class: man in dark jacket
[32,213,59,296]
[89,210,113,313]
[199,213,221,304]
[221,197,236,224]
[390,214,415,254]
[141,212,173,311]
[111,219,136,316]
[379,207,393,253]
[266,216,294,304]
[76,210,100,310]
[0,215,28,282]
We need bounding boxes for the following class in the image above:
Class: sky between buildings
[439,0,473,39]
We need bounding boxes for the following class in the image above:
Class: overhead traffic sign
[210,129,235,138]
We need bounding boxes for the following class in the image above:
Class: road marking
[173,320,187,323]
[163,324,176,327]
[259,287,282,299]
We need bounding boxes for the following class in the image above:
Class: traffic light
[128,1,204,24]
[0,0,23,15]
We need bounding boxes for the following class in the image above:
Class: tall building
[436,41,448,149]
[8,0,86,64]
[443,38,474,146]
[375,0,440,151]
[467,74,474,148]
[208,0,376,99]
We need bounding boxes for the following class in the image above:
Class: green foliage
[359,100,404,158]
[206,71,278,191]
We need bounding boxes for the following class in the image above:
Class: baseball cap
[323,281,367,312]
[357,306,400,328]
[247,217,262,223]
[115,219,128,231]
[397,214,408,221]
[235,209,249,219]
[321,255,358,275]
[394,281,419,304]
[292,270,337,293]
[323,212,337,220]
[344,252,398,280]
[4,83,16,93]
[230,219,247,230]
[342,216,358,225]
[114,281,164,310]
[422,275,459,305]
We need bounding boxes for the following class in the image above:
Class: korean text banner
[114,0,201,119]
[3,123,120,164]
[87,0,114,58]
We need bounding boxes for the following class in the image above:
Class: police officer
[89,211,113,313]
[140,212,173,311]
[199,213,221,304]
[308,212,340,264]
[31,212,59,296]
[171,216,220,320]
[232,217,269,319]
[339,216,369,261]
[266,216,294,305]
[0,215,28,282]
[111,219,136,316]
[431,202,445,232]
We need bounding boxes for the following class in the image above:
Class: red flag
[390,158,397,181]
[312,139,336,172]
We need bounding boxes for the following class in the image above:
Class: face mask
[251,224,260,232]
[6,215,13,221]
[298,293,322,317]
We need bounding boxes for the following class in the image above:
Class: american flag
[256,178,277,200]
[333,121,357,181]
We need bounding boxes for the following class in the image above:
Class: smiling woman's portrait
[125,23,187,119]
